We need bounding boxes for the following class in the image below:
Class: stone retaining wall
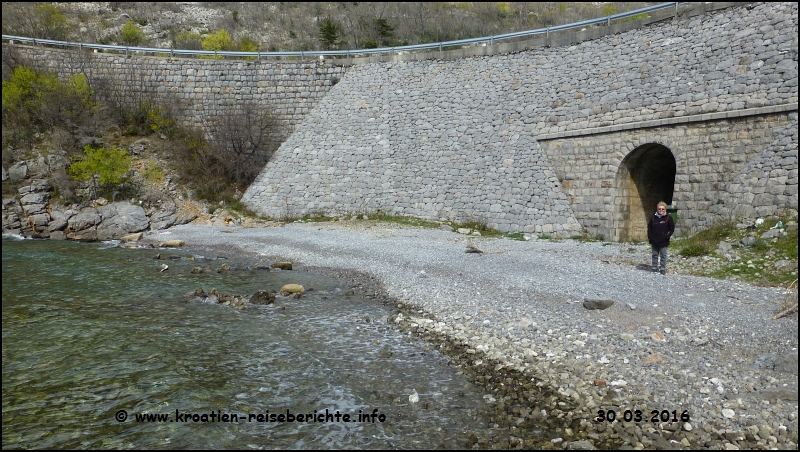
[243,2,797,235]
[4,2,797,238]
[4,47,348,149]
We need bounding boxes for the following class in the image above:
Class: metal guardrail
[2,3,683,60]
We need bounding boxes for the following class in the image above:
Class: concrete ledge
[537,103,799,141]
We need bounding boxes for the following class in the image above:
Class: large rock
[148,200,178,230]
[18,179,52,194]
[47,218,68,232]
[96,202,150,240]
[583,298,615,310]
[159,239,185,247]
[280,284,305,298]
[8,162,28,180]
[20,192,49,205]
[66,209,102,240]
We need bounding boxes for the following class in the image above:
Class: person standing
[647,201,675,275]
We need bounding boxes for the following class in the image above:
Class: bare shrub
[202,102,282,187]
[775,279,798,320]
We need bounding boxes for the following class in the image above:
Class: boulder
[148,200,178,230]
[8,162,28,180]
[272,262,293,270]
[97,202,150,240]
[20,192,49,205]
[120,232,144,242]
[48,218,68,232]
[583,298,615,310]
[280,284,305,298]
[28,213,50,229]
[250,290,276,305]
[22,203,48,216]
[66,209,102,240]
[158,239,185,248]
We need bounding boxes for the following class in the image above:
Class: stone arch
[613,143,677,242]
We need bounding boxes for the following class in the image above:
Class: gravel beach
[149,221,798,450]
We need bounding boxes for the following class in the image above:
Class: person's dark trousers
[651,245,668,273]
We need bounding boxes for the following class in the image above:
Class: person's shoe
[660,270,666,275]
[651,268,658,273]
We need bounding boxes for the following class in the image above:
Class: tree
[32,4,70,40]
[120,20,145,46]
[68,145,131,200]
[173,30,203,50]
[373,18,394,46]
[318,16,340,50]
[201,29,236,58]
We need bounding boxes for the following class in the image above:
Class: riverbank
[145,220,798,450]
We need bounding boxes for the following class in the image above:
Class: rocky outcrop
[2,155,224,240]
[2,155,197,241]
[59,202,150,241]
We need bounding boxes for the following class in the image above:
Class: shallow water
[2,237,491,449]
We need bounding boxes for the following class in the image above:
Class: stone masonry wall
[708,113,799,223]
[4,3,797,237]
[5,47,348,148]
[539,113,797,241]
[242,2,797,234]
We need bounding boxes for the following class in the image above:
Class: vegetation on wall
[2,65,95,148]
[1,59,282,205]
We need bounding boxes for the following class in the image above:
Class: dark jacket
[647,213,675,247]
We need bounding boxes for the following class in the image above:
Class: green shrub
[752,238,768,251]
[678,243,710,257]
[2,66,95,147]
[68,145,131,199]
[142,160,163,184]
[174,30,203,50]
[32,4,70,40]
[200,29,236,59]
[120,20,146,46]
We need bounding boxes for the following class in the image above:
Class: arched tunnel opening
[615,144,676,242]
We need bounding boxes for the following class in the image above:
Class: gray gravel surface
[152,221,798,449]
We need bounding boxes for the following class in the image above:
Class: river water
[2,237,492,449]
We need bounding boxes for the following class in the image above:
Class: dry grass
[774,279,798,320]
